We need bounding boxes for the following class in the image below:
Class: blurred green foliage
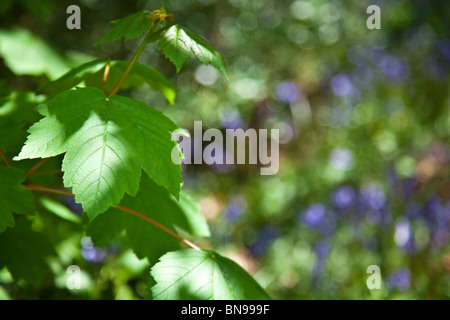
[0,0,449,299]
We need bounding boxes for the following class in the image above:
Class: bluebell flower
[223,195,246,222]
[249,226,279,257]
[332,186,356,209]
[275,81,299,103]
[81,237,106,263]
[387,269,411,291]
[301,203,326,228]
[330,74,353,96]
[360,185,386,210]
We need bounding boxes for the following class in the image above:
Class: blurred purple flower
[82,247,106,263]
[220,109,246,130]
[301,203,326,228]
[333,186,356,209]
[300,204,336,234]
[421,197,450,247]
[275,81,299,103]
[360,186,386,210]
[422,196,441,221]
[387,269,411,291]
[379,55,409,80]
[64,196,83,216]
[249,226,279,257]
[81,237,106,263]
[330,74,353,96]
[223,195,247,222]
[314,240,331,259]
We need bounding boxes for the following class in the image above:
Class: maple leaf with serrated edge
[94,10,152,46]
[15,87,182,219]
[87,175,210,263]
[0,166,35,233]
[150,24,227,78]
[147,249,270,300]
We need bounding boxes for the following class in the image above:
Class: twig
[116,205,201,251]
[26,158,50,177]
[24,183,201,251]
[28,169,62,177]
[107,31,154,98]
[101,61,111,92]
[0,148,10,167]
[25,184,74,197]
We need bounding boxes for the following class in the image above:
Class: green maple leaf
[0,28,69,79]
[0,220,54,285]
[87,175,209,263]
[152,24,227,77]
[15,87,182,218]
[39,59,177,104]
[147,249,270,300]
[94,10,152,45]
[0,166,35,233]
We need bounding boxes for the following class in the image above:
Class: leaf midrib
[95,102,109,204]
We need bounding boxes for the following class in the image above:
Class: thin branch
[101,61,111,92]
[24,184,201,251]
[0,148,10,167]
[29,169,62,177]
[25,184,74,197]
[27,158,50,177]
[116,205,201,251]
[107,31,154,98]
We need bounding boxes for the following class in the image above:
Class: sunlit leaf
[153,24,227,77]
[15,87,182,218]
[0,28,69,79]
[147,249,270,300]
